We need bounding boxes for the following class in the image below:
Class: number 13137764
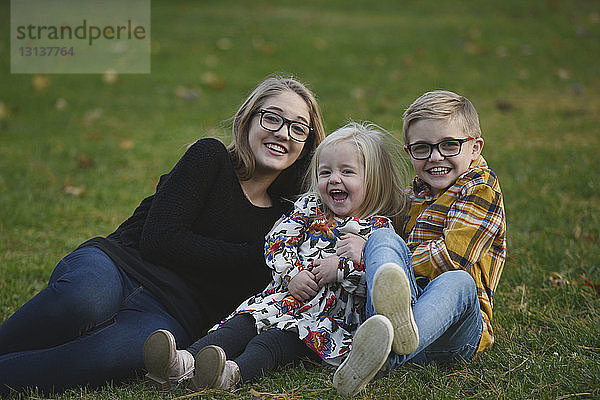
[19,47,75,56]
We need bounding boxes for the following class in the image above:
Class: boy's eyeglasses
[406,137,474,160]
[256,110,313,143]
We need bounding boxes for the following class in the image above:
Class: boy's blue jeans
[0,246,189,395]
[363,229,482,370]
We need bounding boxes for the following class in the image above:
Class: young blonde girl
[143,122,409,390]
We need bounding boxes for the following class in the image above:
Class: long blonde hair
[306,122,409,219]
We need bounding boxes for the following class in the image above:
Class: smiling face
[405,118,483,195]
[248,90,309,178]
[317,140,366,219]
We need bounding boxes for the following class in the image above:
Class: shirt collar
[411,155,488,201]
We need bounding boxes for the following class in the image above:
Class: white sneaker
[372,263,419,355]
[190,345,241,391]
[143,329,195,389]
[333,314,394,397]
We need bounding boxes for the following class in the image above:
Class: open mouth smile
[265,142,288,154]
[427,166,451,176]
[329,189,348,203]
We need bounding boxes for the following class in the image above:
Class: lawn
[0,0,599,399]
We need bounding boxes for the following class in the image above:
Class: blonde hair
[402,90,482,143]
[228,75,325,182]
[306,122,409,219]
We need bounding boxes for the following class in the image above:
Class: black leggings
[186,314,317,382]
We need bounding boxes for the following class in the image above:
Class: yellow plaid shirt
[393,156,506,353]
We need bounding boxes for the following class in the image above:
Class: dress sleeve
[264,195,315,289]
[410,178,505,281]
[138,139,264,278]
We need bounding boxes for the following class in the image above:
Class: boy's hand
[289,270,319,302]
[336,233,366,265]
[312,256,340,287]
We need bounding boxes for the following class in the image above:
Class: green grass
[1,0,599,398]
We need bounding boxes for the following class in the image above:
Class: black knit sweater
[81,138,288,339]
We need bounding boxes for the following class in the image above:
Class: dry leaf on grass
[578,274,600,296]
[549,272,569,288]
[77,153,95,168]
[63,185,85,196]
[32,75,50,91]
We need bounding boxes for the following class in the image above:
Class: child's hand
[336,233,366,265]
[312,256,340,287]
[289,270,319,302]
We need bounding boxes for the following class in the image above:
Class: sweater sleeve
[138,139,265,277]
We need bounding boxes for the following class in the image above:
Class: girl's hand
[289,270,319,302]
[312,256,340,287]
[336,233,366,265]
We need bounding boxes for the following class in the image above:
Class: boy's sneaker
[190,345,240,391]
[372,263,419,355]
[332,314,394,397]
[143,329,195,389]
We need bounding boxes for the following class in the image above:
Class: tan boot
[190,345,240,391]
[143,329,195,389]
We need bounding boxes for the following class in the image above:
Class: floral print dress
[213,194,392,365]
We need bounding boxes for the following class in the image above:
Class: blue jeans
[0,247,189,395]
[363,229,482,370]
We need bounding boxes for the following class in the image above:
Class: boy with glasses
[333,90,507,396]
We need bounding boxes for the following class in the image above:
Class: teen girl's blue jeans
[0,246,189,396]
[363,229,482,370]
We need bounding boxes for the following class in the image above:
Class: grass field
[1,0,599,398]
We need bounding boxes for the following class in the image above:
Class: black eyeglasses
[255,110,313,143]
[406,137,474,160]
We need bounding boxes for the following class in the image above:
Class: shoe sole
[143,330,176,390]
[190,345,226,390]
[332,315,393,397]
[372,263,419,355]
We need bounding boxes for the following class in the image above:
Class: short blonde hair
[402,90,481,143]
[306,122,409,219]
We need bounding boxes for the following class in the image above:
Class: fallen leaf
[204,55,218,67]
[77,153,95,168]
[55,98,68,110]
[119,139,135,150]
[578,274,600,296]
[63,185,85,196]
[32,75,50,91]
[216,37,232,50]
[0,102,9,119]
[495,45,508,58]
[83,108,103,125]
[200,72,226,90]
[351,87,364,100]
[557,68,571,80]
[103,68,118,84]
[495,100,514,112]
[175,86,199,100]
[314,37,327,50]
[549,272,568,288]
